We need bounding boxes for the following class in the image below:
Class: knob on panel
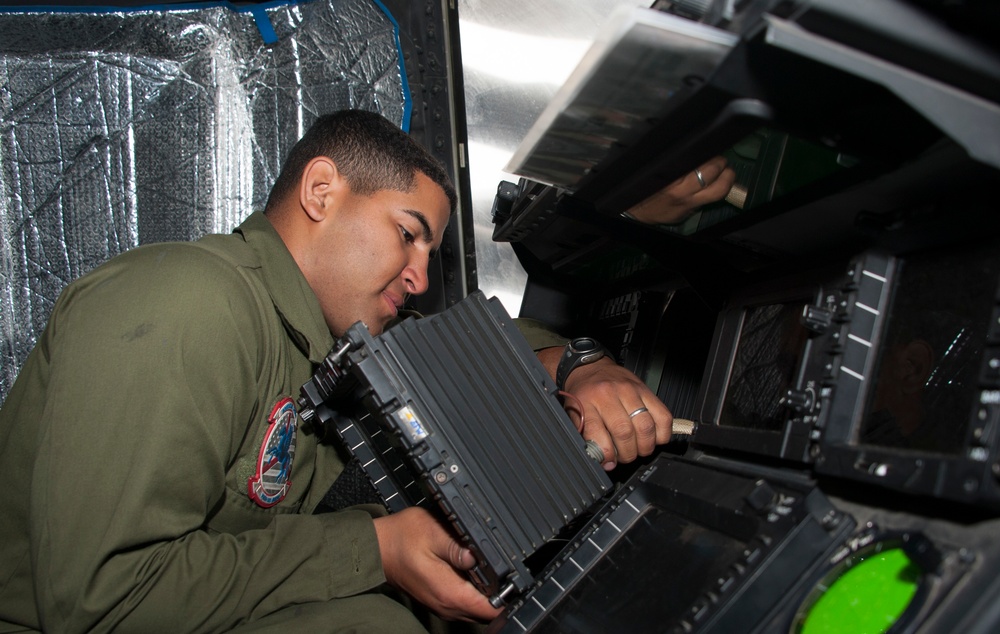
[783,388,815,412]
[802,305,834,334]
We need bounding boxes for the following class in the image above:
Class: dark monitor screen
[858,245,1000,454]
[538,506,750,632]
[719,301,811,432]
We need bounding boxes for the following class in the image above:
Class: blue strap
[0,0,290,45]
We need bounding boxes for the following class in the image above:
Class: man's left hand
[537,349,673,470]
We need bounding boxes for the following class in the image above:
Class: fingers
[447,539,477,571]
[585,395,672,466]
[697,155,730,183]
[622,155,737,224]
[579,416,618,470]
[431,530,499,621]
[565,360,673,468]
[648,398,674,445]
[687,156,736,205]
[373,508,501,622]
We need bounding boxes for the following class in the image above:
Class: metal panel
[457,0,647,317]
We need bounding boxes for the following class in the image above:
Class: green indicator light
[795,546,922,634]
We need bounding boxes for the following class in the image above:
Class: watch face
[559,338,607,391]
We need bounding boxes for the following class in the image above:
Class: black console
[695,241,1000,509]
[487,0,1000,631]
[489,453,857,633]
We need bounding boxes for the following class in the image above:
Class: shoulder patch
[248,397,298,508]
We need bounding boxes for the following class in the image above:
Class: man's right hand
[373,506,503,622]
[624,156,736,224]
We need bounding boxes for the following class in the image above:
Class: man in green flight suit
[0,109,674,633]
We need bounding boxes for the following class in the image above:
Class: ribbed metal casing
[336,291,612,602]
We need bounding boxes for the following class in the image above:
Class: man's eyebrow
[404,209,436,250]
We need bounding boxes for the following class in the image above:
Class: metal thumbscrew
[584,439,605,464]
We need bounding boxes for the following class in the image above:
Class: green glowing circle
[794,546,922,634]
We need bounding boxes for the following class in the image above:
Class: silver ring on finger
[695,169,707,188]
[628,406,648,419]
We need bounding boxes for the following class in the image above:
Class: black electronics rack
[814,244,1000,508]
[693,243,1000,510]
[693,252,889,462]
[488,452,857,633]
[298,291,612,606]
[331,407,429,512]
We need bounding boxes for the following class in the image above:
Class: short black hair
[265,109,457,214]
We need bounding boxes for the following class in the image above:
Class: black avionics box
[299,291,612,605]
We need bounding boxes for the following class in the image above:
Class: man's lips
[382,291,402,316]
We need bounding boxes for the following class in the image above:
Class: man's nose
[402,254,430,296]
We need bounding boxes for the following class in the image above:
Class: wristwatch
[556,337,609,392]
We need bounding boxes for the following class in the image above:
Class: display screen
[792,543,923,634]
[719,301,810,431]
[537,505,750,632]
[858,245,1000,454]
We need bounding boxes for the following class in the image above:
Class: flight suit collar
[235,211,335,364]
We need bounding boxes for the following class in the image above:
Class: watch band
[556,337,608,392]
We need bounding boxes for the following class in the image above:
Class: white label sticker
[394,405,428,442]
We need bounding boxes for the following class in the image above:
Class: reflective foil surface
[0,0,407,402]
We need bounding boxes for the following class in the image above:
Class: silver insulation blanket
[0,0,408,402]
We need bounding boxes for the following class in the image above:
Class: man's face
[308,172,451,337]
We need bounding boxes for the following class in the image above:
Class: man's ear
[298,156,342,222]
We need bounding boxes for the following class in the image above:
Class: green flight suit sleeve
[25,245,384,633]
[513,317,567,351]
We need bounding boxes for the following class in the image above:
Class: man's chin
[367,317,392,336]
[330,317,380,338]
[338,310,394,337]
[376,313,410,335]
